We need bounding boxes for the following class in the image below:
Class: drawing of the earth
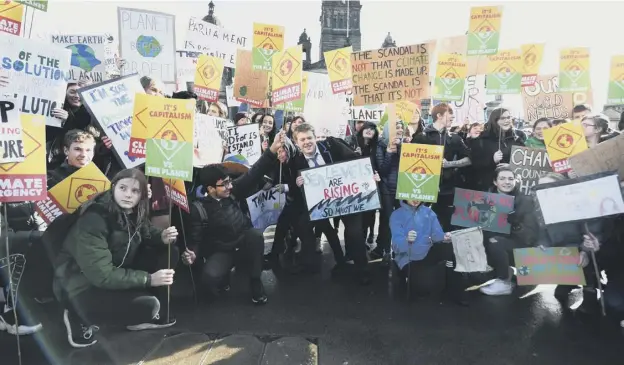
[66,44,101,72]
[136,35,162,58]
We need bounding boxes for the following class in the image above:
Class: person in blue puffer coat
[390,200,467,305]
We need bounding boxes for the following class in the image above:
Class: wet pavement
[1,242,622,365]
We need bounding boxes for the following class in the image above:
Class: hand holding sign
[493,150,503,164]
[270,130,286,154]
[51,108,68,122]
[161,226,178,245]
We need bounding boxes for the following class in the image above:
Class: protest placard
[514,247,586,286]
[271,46,303,105]
[51,34,109,83]
[300,157,380,221]
[569,133,624,181]
[185,17,248,68]
[325,46,353,94]
[607,55,624,105]
[79,74,145,169]
[350,44,430,106]
[432,75,486,123]
[467,6,502,56]
[194,54,224,102]
[0,2,23,36]
[0,98,24,164]
[543,121,588,173]
[118,7,176,84]
[432,53,467,101]
[559,47,590,93]
[0,114,47,202]
[246,187,286,231]
[233,49,269,107]
[226,123,261,165]
[509,146,551,195]
[0,34,71,127]
[15,1,47,12]
[450,227,487,273]
[520,43,544,86]
[176,49,201,87]
[396,144,444,202]
[304,72,349,138]
[163,178,189,213]
[193,113,225,167]
[275,72,307,113]
[252,23,284,71]
[486,49,522,94]
[451,188,514,234]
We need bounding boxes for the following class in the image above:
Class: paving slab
[262,336,318,365]
[202,334,264,364]
[141,333,215,365]
[64,330,165,365]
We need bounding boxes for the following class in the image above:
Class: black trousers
[431,193,455,232]
[65,244,179,326]
[377,194,401,252]
[484,236,529,280]
[201,229,264,293]
[272,202,298,254]
[397,242,464,294]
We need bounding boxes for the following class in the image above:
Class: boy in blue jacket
[390,200,467,305]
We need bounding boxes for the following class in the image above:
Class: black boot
[443,266,469,307]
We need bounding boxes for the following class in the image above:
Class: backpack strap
[192,201,209,223]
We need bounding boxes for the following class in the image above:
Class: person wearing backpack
[182,131,286,305]
[46,169,179,348]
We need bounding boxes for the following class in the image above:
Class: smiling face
[208,104,221,117]
[533,121,550,140]
[469,124,482,138]
[295,130,317,156]
[113,178,142,212]
[66,85,81,108]
[497,111,513,131]
[362,127,375,139]
[494,170,516,194]
[64,140,95,168]
[262,116,274,134]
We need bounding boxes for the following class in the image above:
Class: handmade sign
[35,163,110,224]
[15,1,48,12]
[163,179,189,213]
[450,227,487,273]
[347,92,385,121]
[324,46,353,94]
[509,146,551,195]
[118,8,176,83]
[0,98,25,164]
[396,144,444,202]
[246,187,286,231]
[225,123,261,166]
[304,72,349,138]
[486,49,522,94]
[271,46,303,106]
[300,157,380,221]
[0,114,47,202]
[542,121,588,173]
[193,113,225,167]
[252,23,284,71]
[569,133,624,181]
[432,75,487,123]
[514,247,586,286]
[176,49,201,87]
[350,44,430,105]
[432,53,467,101]
[558,47,590,93]
[193,54,224,102]
[0,1,23,36]
[607,55,624,105]
[467,6,502,56]
[520,43,544,86]
[51,34,109,83]
[233,49,269,107]
[451,188,514,234]
[185,17,248,68]
[534,173,624,225]
[0,34,71,127]
[79,74,145,169]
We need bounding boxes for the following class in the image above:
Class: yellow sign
[194,54,224,103]
[433,53,468,101]
[164,178,189,213]
[486,49,522,94]
[129,93,150,158]
[396,144,445,202]
[145,97,195,143]
[607,55,624,105]
[467,6,503,56]
[394,100,419,125]
[324,46,353,94]
[521,44,544,75]
[271,45,303,106]
[253,23,284,51]
[543,121,588,173]
[559,47,590,92]
[35,164,110,224]
[0,2,24,36]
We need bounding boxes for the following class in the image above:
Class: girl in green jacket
[524,118,552,148]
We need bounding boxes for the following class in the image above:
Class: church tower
[319,0,362,62]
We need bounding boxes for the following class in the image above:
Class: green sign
[467,32,499,56]
[558,69,590,93]
[252,48,277,71]
[275,95,304,113]
[607,79,624,105]
[16,0,48,12]
[432,76,465,101]
[396,173,440,202]
[486,71,521,95]
[145,139,193,182]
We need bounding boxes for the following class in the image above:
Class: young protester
[47,169,179,348]
[259,114,276,152]
[524,118,552,148]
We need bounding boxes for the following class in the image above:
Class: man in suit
[287,123,378,285]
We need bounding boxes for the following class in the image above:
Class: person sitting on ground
[183,131,286,305]
[46,169,179,348]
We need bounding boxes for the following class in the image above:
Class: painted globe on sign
[75,184,98,203]
[66,44,102,72]
[136,35,162,58]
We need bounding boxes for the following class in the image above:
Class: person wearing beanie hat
[183,131,286,305]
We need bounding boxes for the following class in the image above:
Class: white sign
[118,8,176,84]
[300,157,380,221]
[226,123,261,165]
[193,113,225,167]
[433,74,486,123]
[0,98,24,163]
[184,17,248,68]
[304,72,349,138]
[451,227,487,273]
[345,92,385,122]
[176,49,201,89]
[50,34,110,83]
[246,187,286,231]
[0,34,70,128]
[226,85,241,107]
[536,174,624,225]
[78,74,145,169]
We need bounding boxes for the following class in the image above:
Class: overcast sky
[26,0,624,109]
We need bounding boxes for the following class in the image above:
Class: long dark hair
[251,112,264,124]
[259,114,276,145]
[484,107,510,137]
[356,121,379,155]
[109,168,150,230]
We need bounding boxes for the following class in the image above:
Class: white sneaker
[0,315,42,335]
[479,279,514,296]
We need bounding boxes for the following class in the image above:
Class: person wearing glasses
[467,108,526,191]
[183,132,286,305]
[581,113,617,148]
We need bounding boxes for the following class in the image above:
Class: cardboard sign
[451,227,487,273]
[246,187,286,231]
[350,44,430,106]
[225,123,261,166]
[396,144,444,202]
[271,46,303,105]
[0,114,47,202]
[324,46,353,94]
[184,17,248,68]
[233,49,269,107]
[451,188,514,234]
[304,72,349,138]
[569,133,624,181]
[300,157,381,221]
[486,49,522,94]
[78,74,145,169]
[0,2,23,36]
[0,98,25,164]
[193,113,225,167]
[514,247,586,286]
[559,47,590,93]
[35,163,110,224]
[194,54,224,102]
[509,146,551,195]
[118,8,176,83]
[467,6,502,56]
[542,121,588,173]
[432,74,486,123]
[50,34,109,83]
[252,23,284,71]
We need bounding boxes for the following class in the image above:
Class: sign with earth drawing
[51,34,111,83]
[558,47,590,93]
[225,123,261,166]
[451,188,514,234]
[194,54,224,102]
[520,43,544,87]
[486,49,522,95]
[252,23,284,71]
[607,55,624,105]
[396,144,444,203]
[324,46,353,94]
[467,6,502,56]
[118,7,176,84]
[433,53,467,101]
